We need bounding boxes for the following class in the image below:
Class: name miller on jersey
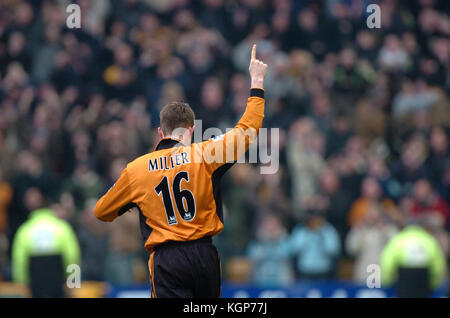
[148,151,190,172]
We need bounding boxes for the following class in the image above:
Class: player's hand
[249,44,268,90]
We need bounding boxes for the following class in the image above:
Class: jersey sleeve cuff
[250,88,264,99]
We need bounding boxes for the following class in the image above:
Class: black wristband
[250,88,264,99]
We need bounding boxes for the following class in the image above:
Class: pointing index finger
[251,44,256,61]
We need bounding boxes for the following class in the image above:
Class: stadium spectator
[346,203,398,284]
[347,177,398,227]
[76,198,108,281]
[284,211,341,280]
[427,126,449,197]
[246,213,295,286]
[11,207,80,297]
[409,178,449,226]
[216,163,256,265]
[381,219,447,298]
[317,167,353,246]
[286,118,326,216]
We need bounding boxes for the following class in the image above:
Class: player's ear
[157,127,164,138]
[189,126,195,136]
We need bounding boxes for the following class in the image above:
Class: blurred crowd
[0,0,449,289]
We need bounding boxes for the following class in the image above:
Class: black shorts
[149,236,221,298]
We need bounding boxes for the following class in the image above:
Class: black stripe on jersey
[118,202,137,216]
[138,206,153,245]
[211,162,235,223]
[250,88,264,98]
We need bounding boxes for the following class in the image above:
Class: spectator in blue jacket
[285,211,341,280]
[246,213,295,287]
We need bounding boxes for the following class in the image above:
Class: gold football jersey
[94,90,265,251]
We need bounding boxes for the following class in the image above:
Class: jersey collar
[154,137,185,151]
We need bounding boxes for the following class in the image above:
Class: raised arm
[198,44,268,169]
